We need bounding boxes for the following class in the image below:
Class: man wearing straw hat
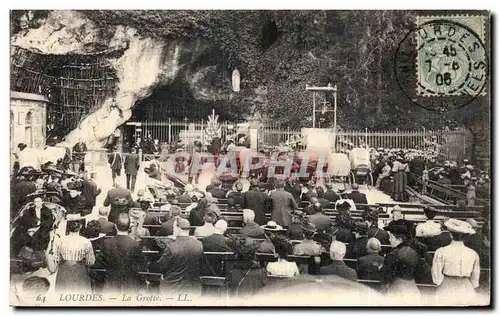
[431,219,481,305]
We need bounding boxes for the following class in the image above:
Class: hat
[27,189,46,199]
[423,206,438,217]
[351,183,359,190]
[353,221,369,234]
[206,204,221,217]
[444,219,475,234]
[66,213,84,221]
[234,181,243,191]
[336,201,351,211]
[338,188,346,194]
[261,221,286,231]
[466,218,480,229]
[392,205,403,212]
[384,223,409,235]
[176,218,191,230]
[19,166,36,176]
[466,165,474,170]
[301,222,317,233]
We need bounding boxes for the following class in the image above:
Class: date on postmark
[415,17,487,97]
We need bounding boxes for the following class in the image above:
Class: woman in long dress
[47,219,95,294]
[392,156,409,202]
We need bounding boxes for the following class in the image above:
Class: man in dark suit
[346,183,368,205]
[124,147,140,192]
[80,172,101,213]
[241,179,268,225]
[103,182,134,223]
[319,240,357,281]
[323,183,340,203]
[270,180,299,228]
[71,138,87,173]
[150,218,203,296]
[99,213,147,293]
[307,203,331,233]
[356,237,384,281]
[97,207,117,236]
[108,147,123,184]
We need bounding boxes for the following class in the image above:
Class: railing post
[168,117,172,144]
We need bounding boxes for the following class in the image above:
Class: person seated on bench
[386,205,416,237]
[185,195,199,213]
[316,186,331,209]
[415,206,441,239]
[345,222,370,265]
[302,197,318,215]
[383,246,422,305]
[308,202,331,234]
[99,213,147,294]
[346,183,368,206]
[335,201,356,231]
[202,220,233,253]
[323,182,340,204]
[292,222,323,257]
[157,205,182,238]
[226,196,240,225]
[204,185,219,204]
[177,184,193,204]
[356,237,384,281]
[226,180,243,203]
[240,209,265,239]
[194,208,219,237]
[150,218,203,297]
[266,235,299,278]
[97,207,117,236]
[364,207,390,246]
[257,221,287,254]
[319,241,356,282]
[208,178,227,199]
[464,218,490,267]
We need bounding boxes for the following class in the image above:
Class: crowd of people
[10,146,490,305]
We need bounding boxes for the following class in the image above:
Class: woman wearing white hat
[431,219,480,306]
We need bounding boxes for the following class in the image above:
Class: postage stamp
[415,16,487,97]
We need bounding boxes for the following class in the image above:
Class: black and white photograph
[8,9,491,306]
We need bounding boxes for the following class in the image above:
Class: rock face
[10,10,256,147]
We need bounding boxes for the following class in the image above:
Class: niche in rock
[261,21,279,51]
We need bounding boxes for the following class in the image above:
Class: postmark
[394,16,488,111]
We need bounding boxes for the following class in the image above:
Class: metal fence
[258,127,472,161]
[126,120,472,162]
[128,120,244,146]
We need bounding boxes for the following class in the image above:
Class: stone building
[10,91,48,151]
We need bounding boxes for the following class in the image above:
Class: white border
[2,1,498,315]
